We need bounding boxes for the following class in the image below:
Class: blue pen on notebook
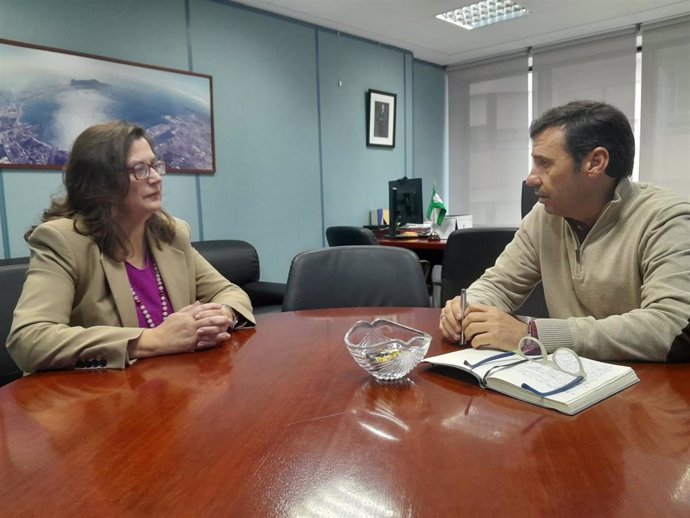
[460,288,467,345]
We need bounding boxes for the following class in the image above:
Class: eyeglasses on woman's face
[128,160,166,180]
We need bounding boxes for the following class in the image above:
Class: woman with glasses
[7,121,255,373]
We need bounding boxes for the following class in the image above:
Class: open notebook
[423,348,639,415]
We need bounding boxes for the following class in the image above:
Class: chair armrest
[244,281,286,307]
[430,265,443,308]
[431,264,442,285]
[419,259,431,281]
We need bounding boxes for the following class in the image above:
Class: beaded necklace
[129,260,169,328]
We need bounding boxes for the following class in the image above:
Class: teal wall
[0,0,447,282]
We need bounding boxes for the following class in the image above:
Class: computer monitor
[388,177,423,236]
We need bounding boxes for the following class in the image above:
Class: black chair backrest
[282,246,430,311]
[0,259,29,386]
[440,228,517,307]
[191,240,260,286]
[521,180,539,218]
[326,226,379,246]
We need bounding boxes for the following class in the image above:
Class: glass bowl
[344,319,431,380]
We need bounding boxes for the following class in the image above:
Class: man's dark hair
[529,100,635,179]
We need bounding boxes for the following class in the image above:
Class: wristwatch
[221,304,239,330]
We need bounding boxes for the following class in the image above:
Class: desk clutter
[435,214,473,239]
[369,208,390,226]
[364,224,432,239]
[368,210,473,240]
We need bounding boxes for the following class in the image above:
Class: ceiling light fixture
[436,0,531,30]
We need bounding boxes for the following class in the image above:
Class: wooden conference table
[1,308,689,517]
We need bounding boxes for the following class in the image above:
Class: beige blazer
[7,217,255,373]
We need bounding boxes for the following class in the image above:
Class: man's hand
[463,304,527,351]
[439,296,464,342]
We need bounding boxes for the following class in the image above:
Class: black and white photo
[366,89,396,148]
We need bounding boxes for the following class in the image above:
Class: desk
[376,232,446,266]
[1,308,689,517]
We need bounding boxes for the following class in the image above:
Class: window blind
[640,17,690,199]
[448,53,529,226]
[532,30,637,124]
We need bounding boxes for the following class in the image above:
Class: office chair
[521,180,539,218]
[326,226,379,246]
[325,225,431,280]
[519,181,548,315]
[438,228,548,317]
[0,258,29,386]
[282,246,431,311]
[439,228,518,307]
[431,181,547,311]
[192,240,285,314]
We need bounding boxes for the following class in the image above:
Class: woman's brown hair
[25,121,176,260]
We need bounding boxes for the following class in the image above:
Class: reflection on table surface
[1,307,689,517]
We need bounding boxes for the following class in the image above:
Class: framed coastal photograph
[366,89,396,148]
[0,38,214,173]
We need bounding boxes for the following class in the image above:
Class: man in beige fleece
[440,100,690,362]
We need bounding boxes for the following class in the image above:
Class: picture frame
[0,38,215,173]
[366,89,396,148]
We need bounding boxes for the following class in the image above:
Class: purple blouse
[125,256,172,328]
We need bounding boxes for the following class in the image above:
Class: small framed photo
[366,89,396,148]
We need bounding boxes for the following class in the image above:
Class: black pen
[460,288,467,345]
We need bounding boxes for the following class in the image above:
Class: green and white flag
[426,186,446,225]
